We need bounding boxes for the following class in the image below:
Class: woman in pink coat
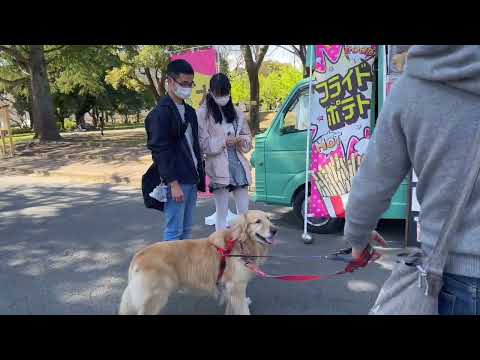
[197,73,253,231]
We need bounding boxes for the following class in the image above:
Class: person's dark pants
[438,273,480,315]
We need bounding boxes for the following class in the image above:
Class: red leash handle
[344,244,379,273]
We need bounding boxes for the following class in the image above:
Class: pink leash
[243,245,381,282]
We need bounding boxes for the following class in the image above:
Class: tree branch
[144,67,160,100]
[132,72,149,88]
[255,45,269,72]
[0,45,29,66]
[241,45,254,73]
[0,76,29,87]
[276,45,298,56]
[0,93,15,104]
[44,45,68,53]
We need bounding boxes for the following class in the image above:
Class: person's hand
[226,136,237,146]
[352,230,387,260]
[170,181,184,203]
[235,137,244,147]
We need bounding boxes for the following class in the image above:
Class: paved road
[0,176,405,315]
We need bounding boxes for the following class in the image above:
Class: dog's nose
[271,227,278,236]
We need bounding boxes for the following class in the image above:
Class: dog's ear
[231,213,249,242]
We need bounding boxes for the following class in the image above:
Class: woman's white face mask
[211,93,230,107]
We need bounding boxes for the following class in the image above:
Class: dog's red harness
[213,239,380,283]
[213,238,237,285]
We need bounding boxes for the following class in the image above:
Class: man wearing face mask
[145,59,205,241]
[197,73,253,231]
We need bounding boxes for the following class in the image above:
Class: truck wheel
[293,189,344,235]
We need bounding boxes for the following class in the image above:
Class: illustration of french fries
[312,152,363,197]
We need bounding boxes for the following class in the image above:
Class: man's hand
[170,181,184,203]
[352,230,388,260]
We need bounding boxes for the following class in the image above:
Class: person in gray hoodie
[344,45,480,315]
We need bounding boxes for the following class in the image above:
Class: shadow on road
[0,180,400,315]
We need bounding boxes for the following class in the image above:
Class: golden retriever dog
[119,210,277,315]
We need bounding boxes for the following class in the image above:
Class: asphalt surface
[0,176,405,315]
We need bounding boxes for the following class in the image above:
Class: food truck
[250,45,409,235]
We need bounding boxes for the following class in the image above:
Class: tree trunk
[29,45,61,141]
[99,112,105,136]
[75,112,85,127]
[298,46,309,78]
[28,109,35,130]
[248,72,260,134]
[158,72,167,99]
[54,109,65,131]
[27,85,36,133]
[304,66,311,78]
[242,45,268,135]
[91,108,98,128]
[144,67,161,103]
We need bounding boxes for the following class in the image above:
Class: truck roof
[295,78,317,89]
[297,78,312,86]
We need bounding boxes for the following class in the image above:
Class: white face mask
[173,84,192,100]
[211,93,230,107]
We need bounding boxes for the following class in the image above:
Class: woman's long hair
[206,73,238,124]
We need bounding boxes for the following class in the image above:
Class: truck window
[281,89,310,133]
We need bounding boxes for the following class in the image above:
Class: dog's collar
[213,238,237,285]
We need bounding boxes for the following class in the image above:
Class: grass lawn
[103,123,144,130]
[12,133,35,144]
[8,114,273,147]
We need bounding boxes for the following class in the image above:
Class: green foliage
[230,71,250,104]
[260,63,302,110]
[1,45,240,136]
[49,46,120,97]
[105,45,195,95]
[259,61,285,76]
[231,61,302,110]
[0,53,31,117]
[219,55,230,77]
[64,119,77,131]
[48,46,154,124]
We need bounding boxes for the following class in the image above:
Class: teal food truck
[250,45,408,234]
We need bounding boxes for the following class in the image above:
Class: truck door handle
[258,162,264,166]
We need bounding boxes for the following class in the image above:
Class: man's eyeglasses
[170,77,195,88]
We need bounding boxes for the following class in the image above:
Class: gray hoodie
[345,45,480,278]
